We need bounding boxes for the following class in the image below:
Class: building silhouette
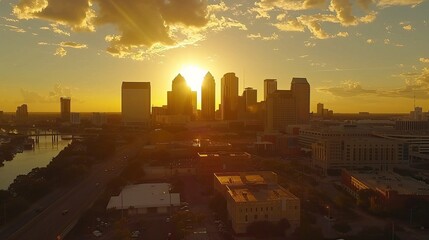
[121,82,151,126]
[221,72,239,120]
[201,72,216,120]
[167,74,196,118]
[291,78,310,124]
[60,97,71,122]
[16,104,28,123]
[266,78,310,132]
[243,87,257,111]
[317,103,324,116]
[264,79,277,101]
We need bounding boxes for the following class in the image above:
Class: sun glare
[179,65,207,91]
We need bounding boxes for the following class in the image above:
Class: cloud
[54,47,67,57]
[1,24,26,33]
[247,32,278,40]
[252,0,326,18]
[366,38,374,44]
[402,24,413,30]
[329,0,357,26]
[318,80,377,97]
[12,0,246,60]
[420,58,429,63]
[336,31,349,37]
[377,0,424,7]
[59,41,87,49]
[273,18,305,32]
[20,84,72,103]
[304,41,316,47]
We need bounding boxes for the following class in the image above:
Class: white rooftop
[107,183,180,210]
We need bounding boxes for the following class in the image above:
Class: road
[0,140,141,240]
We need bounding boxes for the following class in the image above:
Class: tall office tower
[60,97,71,122]
[201,72,215,120]
[410,107,423,120]
[317,103,324,116]
[167,74,194,117]
[16,104,28,122]
[265,90,296,132]
[264,79,277,101]
[243,87,257,110]
[291,78,310,124]
[221,72,239,120]
[121,82,151,126]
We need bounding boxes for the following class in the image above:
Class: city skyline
[1,0,429,113]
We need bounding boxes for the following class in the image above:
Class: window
[271,207,273,211]
[265,214,268,219]
[254,215,258,220]
[266,207,268,211]
[250,208,252,212]
[245,215,248,222]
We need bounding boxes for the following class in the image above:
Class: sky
[0,0,428,113]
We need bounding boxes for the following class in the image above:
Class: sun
[179,65,207,91]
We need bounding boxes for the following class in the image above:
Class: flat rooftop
[228,185,298,203]
[349,171,429,196]
[198,152,251,158]
[214,171,277,186]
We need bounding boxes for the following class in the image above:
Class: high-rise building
[16,104,28,122]
[60,97,71,122]
[201,72,215,120]
[243,87,257,110]
[167,74,195,118]
[317,103,324,116]
[264,79,277,101]
[265,78,310,132]
[121,82,151,126]
[221,72,239,120]
[291,78,310,124]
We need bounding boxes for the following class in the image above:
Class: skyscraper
[265,78,310,132]
[60,97,71,122]
[243,87,257,110]
[121,82,151,126]
[221,72,239,120]
[291,78,310,124]
[16,104,28,123]
[201,72,215,120]
[167,74,195,118]
[264,79,277,101]
[317,103,324,116]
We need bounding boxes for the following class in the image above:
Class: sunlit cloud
[54,47,67,57]
[318,80,377,97]
[1,24,26,33]
[402,24,413,30]
[420,58,429,63]
[20,84,72,103]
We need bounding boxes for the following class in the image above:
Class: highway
[0,140,141,240]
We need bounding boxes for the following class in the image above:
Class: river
[0,136,70,190]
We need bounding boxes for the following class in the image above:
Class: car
[180,206,189,210]
[324,216,336,222]
[93,230,102,237]
[181,202,189,206]
[166,217,170,223]
[62,210,69,215]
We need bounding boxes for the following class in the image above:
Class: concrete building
[107,183,180,215]
[291,78,310,124]
[152,105,168,122]
[312,137,408,174]
[201,72,216,120]
[264,79,277,101]
[221,72,239,120]
[121,82,151,126]
[197,152,251,176]
[167,74,195,119]
[16,104,28,123]
[91,112,107,126]
[214,172,300,234]
[265,78,310,132]
[70,112,80,125]
[317,103,324,116]
[60,97,71,122]
[341,170,429,207]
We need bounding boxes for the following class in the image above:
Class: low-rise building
[106,183,180,215]
[214,172,300,234]
[197,152,251,176]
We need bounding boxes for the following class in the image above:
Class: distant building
[0,111,3,122]
[264,79,277,101]
[70,113,80,125]
[265,78,310,132]
[342,170,429,207]
[167,74,195,119]
[214,171,300,234]
[312,137,407,174]
[107,183,180,215]
[221,72,239,120]
[197,152,251,176]
[201,72,216,120]
[16,104,28,123]
[291,78,310,124]
[317,103,324,116]
[91,112,106,126]
[60,97,71,122]
[121,82,151,126]
[410,107,427,120]
[243,87,257,111]
[152,105,168,122]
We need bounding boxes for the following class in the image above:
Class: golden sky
[0,0,428,113]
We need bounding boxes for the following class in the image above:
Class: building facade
[60,97,71,122]
[266,90,296,132]
[214,172,300,234]
[291,78,310,124]
[121,82,151,126]
[264,79,277,101]
[221,72,239,120]
[201,72,216,120]
[167,74,195,119]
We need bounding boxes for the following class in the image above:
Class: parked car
[92,230,102,237]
